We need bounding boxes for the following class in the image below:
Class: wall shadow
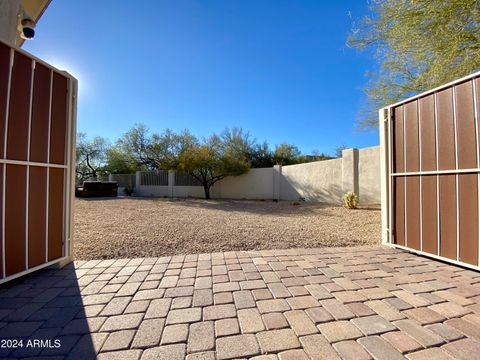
[0,264,98,359]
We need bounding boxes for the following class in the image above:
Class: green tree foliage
[177,135,250,199]
[273,143,302,165]
[249,142,275,168]
[348,0,480,128]
[76,132,109,182]
[111,124,197,170]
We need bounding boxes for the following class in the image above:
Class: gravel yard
[74,197,381,260]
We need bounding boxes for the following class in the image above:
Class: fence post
[168,170,175,198]
[273,165,282,200]
[341,148,359,199]
[379,108,389,245]
[135,171,141,196]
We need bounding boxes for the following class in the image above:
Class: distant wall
[280,158,343,202]
[358,146,381,204]
[216,168,274,199]
[132,145,380,204]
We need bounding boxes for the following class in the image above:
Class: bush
[123,186,135,196]
[342,191,358,209]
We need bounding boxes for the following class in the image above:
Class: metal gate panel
[0,40,77,284]
[419,95,436,171]
[439,174,457,260]
[28,166,47,268]
[458,173,478,265]
[382,71,480,271]
[5,164,27,276]
[6,51,31,162]
[421,175,437,254]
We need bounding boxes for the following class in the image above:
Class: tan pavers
[160,324,189,345]
[203,304,236,320]
[393,319,444,347]
[216,334,260,359]
[233,290,256,309]
[428,301,471,318]
[256,329,301,352]
[442,338,480,360]
[144,298,171,319]
[215,318,240,337]
[333,340,372,360]
[188,321,215,353]
[320,299,355,320]
[278,349,310,360]
[365,299,405,322]
[4,246,480,359]
[444,318,480,340]
[102,330,136,352]
[166,308,202,324]
[317,320,363,342]
[238,308,265,333]
[131,318,165,348]
[186,351,216,360]
[263,312,289,330]
[358,335,405,360]
[403,307,446,325]
[284,310,318,336]
[381,331,422,353]
[406,348,454,360]
[286,295,320,309]
[97,349,142,360]
[351,314,397,335]
[100,313,144,332]
[300,334,341,360]
[257,299,290,313]
[141,343,186,360]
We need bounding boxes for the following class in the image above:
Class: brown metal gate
[0,40,77,283]
[381,71,480,270]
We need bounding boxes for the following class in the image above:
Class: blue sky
[24,0,378,156]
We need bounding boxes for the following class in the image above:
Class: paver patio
[0,245,479,359]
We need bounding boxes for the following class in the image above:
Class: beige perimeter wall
[135,145,381,204]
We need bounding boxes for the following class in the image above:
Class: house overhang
[0,0,52,48]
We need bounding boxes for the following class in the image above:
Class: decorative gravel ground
[73,198,380,260]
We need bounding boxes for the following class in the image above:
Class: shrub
[123,186,135,196]
[342,191,358,209]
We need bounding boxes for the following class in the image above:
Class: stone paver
[216,334,260,359]
[161,324,189,345]
[351,315,397,335]
[256,329,301,352]
[1,246,480,359]
[317,320,363,342]
[188,321,215,353]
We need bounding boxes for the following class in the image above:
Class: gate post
[379,108,389,245]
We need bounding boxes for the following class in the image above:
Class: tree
[106,147,139,174]
[249,142,275,168]
[335,145,348,158]
[177,135,250,199]
[273,143,301,165]
[76,132,109,182]
[348,0,480,128]
[113,124,197,170]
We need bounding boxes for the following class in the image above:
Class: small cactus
[342,191,358,209]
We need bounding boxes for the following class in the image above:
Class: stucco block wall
[132,145,381,204]
[280,158,343,202]
[215,167,273,199]
[358,146,381,204]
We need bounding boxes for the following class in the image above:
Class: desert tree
[177,135,250,199]
[76,132,110,182]
[348,0,480,128]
